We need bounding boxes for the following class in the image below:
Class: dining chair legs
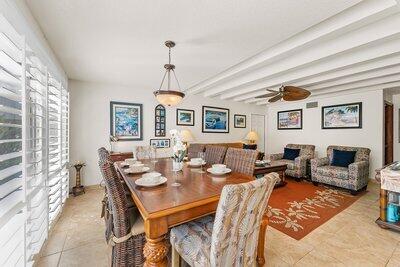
[171,246,181,267]
[257,215,269,267]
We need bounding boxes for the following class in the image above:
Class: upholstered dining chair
[98,157,146,266]
[170,173,279,267]
[224,147,258,176]
[204,145,227,165]
[135,145,151,160]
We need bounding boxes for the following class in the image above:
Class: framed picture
[322,102,362,129]
[155,104,166,137]
[150,138,170,148]
[202,106,229,133]
[176,109,195,126]
[234,114,246,128]
[110,101,143,141]
[277,109,302,130]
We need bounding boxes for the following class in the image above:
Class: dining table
[115,158,260,267]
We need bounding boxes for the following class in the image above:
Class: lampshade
[180,129,194,142]
[154,90,184,106]
[245,131,259,142]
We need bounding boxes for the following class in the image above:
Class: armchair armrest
[348,161,369,180]
[311,157,329,173]
[268,153,283,161]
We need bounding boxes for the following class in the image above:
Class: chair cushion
[283,148,300,160]
[170,216,214,267]
[274,159,295,170]
[331,149,356,168]
[317,165,349,180]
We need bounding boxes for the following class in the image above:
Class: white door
[251,114,265,152]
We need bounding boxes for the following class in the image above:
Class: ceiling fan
[255,85,311,103]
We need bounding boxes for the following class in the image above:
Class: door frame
[251,113,266,152]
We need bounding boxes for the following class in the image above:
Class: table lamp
[245,131,258,144]
[180,129,194,146]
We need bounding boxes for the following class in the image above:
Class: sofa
[269,144,315,180]
[311,145,371,195]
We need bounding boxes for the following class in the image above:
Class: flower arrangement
[170,129,186,170]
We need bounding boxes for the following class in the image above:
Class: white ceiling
[25,0,361,93]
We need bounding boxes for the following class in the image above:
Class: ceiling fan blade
[282,86,311,101]
[255,92,278,98]
[268,94,282,103]
[267,89,278,93]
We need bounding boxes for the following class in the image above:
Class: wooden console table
[109,151,133,162]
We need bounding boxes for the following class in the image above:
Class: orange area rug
[266,180,363,240]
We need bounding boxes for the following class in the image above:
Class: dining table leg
[143,218,169,267]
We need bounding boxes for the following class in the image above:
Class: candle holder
[72,162,86,196]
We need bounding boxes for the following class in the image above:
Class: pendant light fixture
[154,40,185,106]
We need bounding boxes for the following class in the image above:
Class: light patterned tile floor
[36,181,400,267]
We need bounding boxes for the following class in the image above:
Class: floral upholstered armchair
[311,145,370,195]
[269,144,315,180]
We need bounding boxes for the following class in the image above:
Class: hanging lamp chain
[157,41,181,92]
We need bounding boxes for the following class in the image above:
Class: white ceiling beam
[185,0,397,94]
[203,13,400,98]
[223,36,400,101]
[233,52,400,102]
[305,64,400,91]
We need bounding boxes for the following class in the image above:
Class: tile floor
[36,180,400,267]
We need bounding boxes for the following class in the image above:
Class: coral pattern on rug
[266,180,363,240]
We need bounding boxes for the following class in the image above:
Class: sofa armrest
[269,153,283,161]
[295,156,308,167]
[348,161,369,180]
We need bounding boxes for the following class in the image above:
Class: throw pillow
[331,149,356,168]
[282,148,301,160]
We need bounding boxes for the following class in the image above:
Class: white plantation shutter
[0,14,69,266]
[25,50,48,262]
[0,15,25,267]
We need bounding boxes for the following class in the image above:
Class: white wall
[69,79,265,186]
[266,89,384,177]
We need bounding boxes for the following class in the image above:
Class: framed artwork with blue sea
[202,106,229,133]
[110,101,143,141]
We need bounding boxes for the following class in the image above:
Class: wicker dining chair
[204,145,227,165]
[187,144,205,159]
[224,147,258,176]
[99,158,146,267]
[170,173,279,267]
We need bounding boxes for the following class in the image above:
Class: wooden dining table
[115,158,256,267]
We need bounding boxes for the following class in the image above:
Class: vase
[172,160,183,172]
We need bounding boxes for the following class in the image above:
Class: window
[0,15,69,266]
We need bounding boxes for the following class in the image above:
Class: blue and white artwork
[202,106,229,133]
[110,102,142,140]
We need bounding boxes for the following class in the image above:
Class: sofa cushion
[317,165,349,180]
[331,149,356,168]
[283,148,300,160]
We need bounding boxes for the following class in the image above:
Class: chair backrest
[98,158,134,266]
[210,173,279,266]
[224,147,258,176]
[135,146,151,160]
[98,147,111,163]
[286,144,315,159]
[187,143,205,159]
[327,145,371,163]
[205,145,227,165]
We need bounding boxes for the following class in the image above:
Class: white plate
[124,167,150,174]
[187,161,206,167]
[135,176,167,187]
[207,168,232,175]
[120,162,129,167]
